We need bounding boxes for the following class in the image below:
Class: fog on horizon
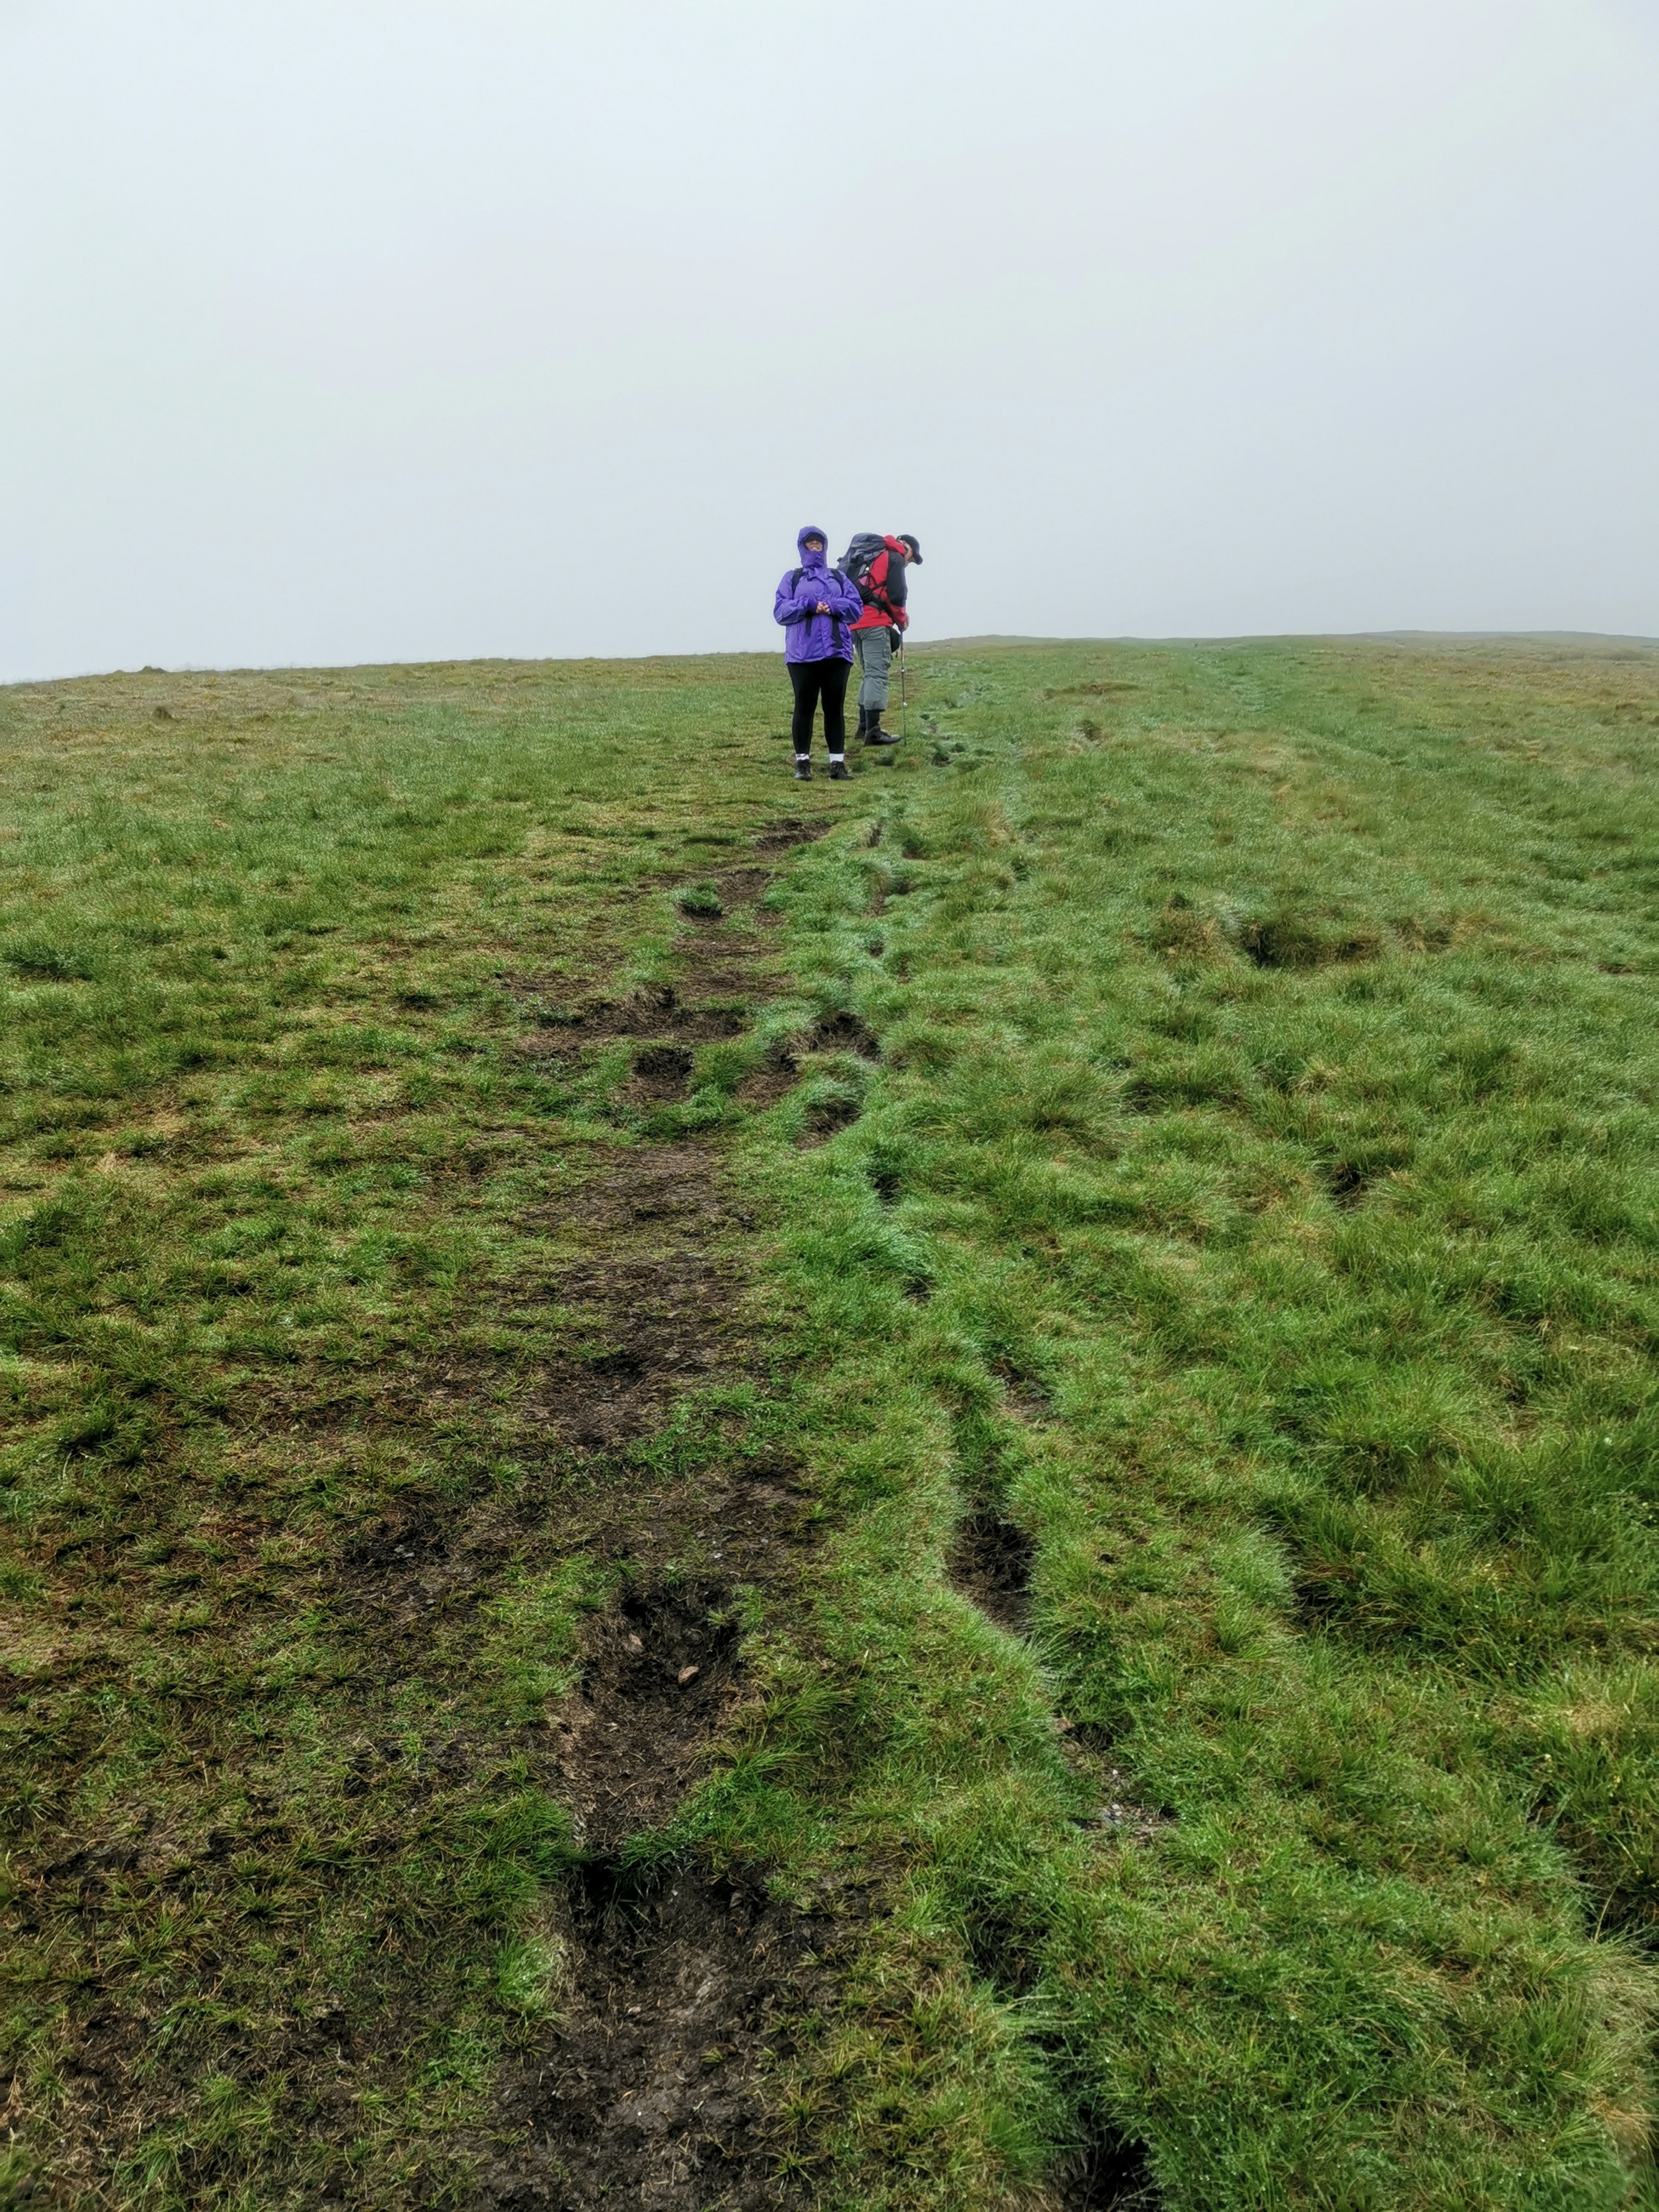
[2,0,1656,684]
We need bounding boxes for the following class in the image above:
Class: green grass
[2,639,1658,2208]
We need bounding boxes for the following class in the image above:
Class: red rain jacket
[845,535,911,633]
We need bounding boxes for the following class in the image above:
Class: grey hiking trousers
[854,626,895,713]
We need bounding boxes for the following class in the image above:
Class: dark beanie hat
[898,534,922,563]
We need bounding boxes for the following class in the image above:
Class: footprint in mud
[797,1092,862,1147]
[947,1510,1034,1635]
[785,1012,878,1142]
[738,1041,800,1108]
[483,1868,830,2212]
[552,1583,740,1852]
[805,1011,880,1058]
[960,1915,1160,2208]
[991,1354,1052,1420]
[714,866,771,906]
[526,984,747,1054]
[630,1041,695,1103]
[339,1505,491,1633]
[754,817,832,851]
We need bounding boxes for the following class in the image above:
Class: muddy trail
[479,1867,853,2212]
[461,826,842,2209]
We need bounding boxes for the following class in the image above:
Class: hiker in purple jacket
[773,524,863,781]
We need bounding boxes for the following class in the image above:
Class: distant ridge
[912,631,1659,651]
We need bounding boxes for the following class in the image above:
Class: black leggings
[788,657,850,753]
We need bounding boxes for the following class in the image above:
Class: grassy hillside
[2,637,1657,2210]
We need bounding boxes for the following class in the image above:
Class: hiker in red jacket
[839,533,922,746]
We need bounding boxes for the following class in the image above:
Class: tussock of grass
[3,639,1658,2208]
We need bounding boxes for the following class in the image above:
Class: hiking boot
[794,756,811,780]
[864,726,899,747]
[827,757,850,781]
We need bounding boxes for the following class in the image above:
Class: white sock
[828,753,845,764]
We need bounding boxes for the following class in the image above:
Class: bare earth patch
[480,1869,844,2212]
[552,1583,743,1852]
[947,1510,1035,1635]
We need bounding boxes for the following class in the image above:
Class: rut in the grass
[1052,2122,1162,2211]
[947,1510,1036,1635]
[944,1422,1166,2203]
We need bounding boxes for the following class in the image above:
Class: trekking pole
[899,639,907,741]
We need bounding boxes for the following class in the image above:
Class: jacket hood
[797,524,830,570]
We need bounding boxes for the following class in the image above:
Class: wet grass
[3,638,1659,2208]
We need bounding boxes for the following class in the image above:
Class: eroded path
[467,833,845,2209]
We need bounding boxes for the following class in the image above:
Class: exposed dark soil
[467,847,848,2206]
[797,1094,861,1148]
[518,1141,757,1452]
[552,1583,742,1852]
[1054,2117,1161,2209]
[554,1142,740,1240]
[480,1867,844,2212]
[6,832,853,2212]
[867,870,918,916]
[737,1043,800,1109]
[959,1930,1161,2207]
[631,1042,696,1102]
[338,1486,506,1646]
[740,1010,877,1124]
[947,1511,1034,1634]
[805,1011,880,1058]
[1237,913,1380,969]
[524,983,747,1053]
[714,868,771,906]
[990,1355,1053,1418]
[671,931,782,1003]
[1317,1140,1410,1208]
[753,818,833,851]
[1323,1158,1371,1205]
[531,1268,742,1452]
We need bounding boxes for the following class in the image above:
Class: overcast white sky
[2,0,1656,680]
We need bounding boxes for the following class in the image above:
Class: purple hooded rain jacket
[773,525,862,665]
